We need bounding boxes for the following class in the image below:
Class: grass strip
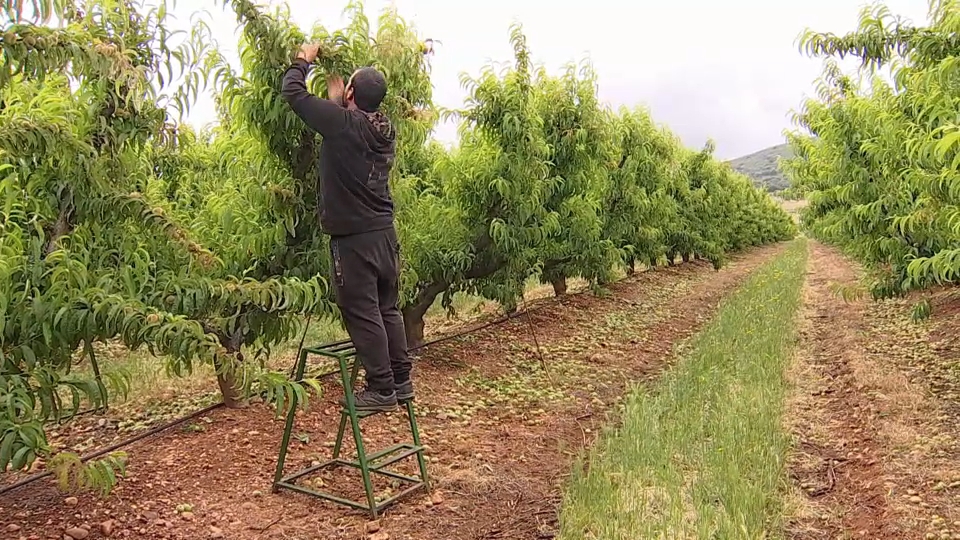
[558,238,808,539]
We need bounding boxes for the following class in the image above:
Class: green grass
[557,238,808,540]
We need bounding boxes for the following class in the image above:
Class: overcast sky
[165,0,931,160]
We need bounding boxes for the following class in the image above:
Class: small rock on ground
[64,527,89,540]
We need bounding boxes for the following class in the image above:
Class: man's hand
[326,73,345,105]
[296,43,320,63]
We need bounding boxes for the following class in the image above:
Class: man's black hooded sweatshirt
[280,59,397,237]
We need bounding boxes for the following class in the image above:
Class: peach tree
[0,0,332,487]
[783,0,960,300]
[532,62,619,295]
[602,107,684,273]
[400,24,557,339]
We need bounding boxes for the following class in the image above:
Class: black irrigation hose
[409,304,545,353]
[0,284,583,497]
[0,402,224,496]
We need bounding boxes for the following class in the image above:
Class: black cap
[349,67,387,112]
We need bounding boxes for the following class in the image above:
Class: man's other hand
[296,43,321,63]
[327,74,345,105]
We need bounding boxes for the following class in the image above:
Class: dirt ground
[0,244,784,540]
[786,242,960,540]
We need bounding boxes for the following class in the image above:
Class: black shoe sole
[340,401,398,412]
[356,404,398,412]
[397,393,414,402]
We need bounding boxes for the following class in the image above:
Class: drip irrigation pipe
[0,402,224,496]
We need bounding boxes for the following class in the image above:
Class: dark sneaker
[396,380,414,401]
[339,389,398,412]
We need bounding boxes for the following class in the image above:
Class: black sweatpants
[329,226,410,393]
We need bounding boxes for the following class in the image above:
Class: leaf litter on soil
[786,242,960,540]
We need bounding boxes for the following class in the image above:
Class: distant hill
[727,143,795,192]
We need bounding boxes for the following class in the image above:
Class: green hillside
[727,143,794,192]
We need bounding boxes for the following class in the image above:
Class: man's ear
[345,86,355,102]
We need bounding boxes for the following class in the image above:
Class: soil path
[787,242,960,540]
[1,244,784,540]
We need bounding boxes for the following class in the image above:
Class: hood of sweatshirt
[361,110,396,148]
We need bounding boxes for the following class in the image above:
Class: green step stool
[272,339,429,518]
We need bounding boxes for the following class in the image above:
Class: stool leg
[349,357,362,388]
[338,353,379,518]
[273,349,308,491]
[334,356,358,461]
[406,400,430,490]
[332,412,348,460]
[350,406,378,518]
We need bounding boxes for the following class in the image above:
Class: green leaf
[10,445,32,471]
[0,430,17,470]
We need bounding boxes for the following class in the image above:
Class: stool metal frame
[272,339,428,518]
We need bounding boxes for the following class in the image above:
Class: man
[281,43,412,412]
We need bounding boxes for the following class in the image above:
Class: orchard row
[784,0,960,306]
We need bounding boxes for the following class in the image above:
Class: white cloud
[165,0,932,159]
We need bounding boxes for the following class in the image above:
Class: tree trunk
[403,307,428,349]
[626,256,636,276]
[402,281,449,348]
[206,325,246,409]
[542,258,573,297]
[682,253,691,263]
[45,187,74,255]
[551,276,567,296]
[214,355,244,409]
[401,251,505,348]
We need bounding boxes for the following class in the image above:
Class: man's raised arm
[281,44,348,138]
